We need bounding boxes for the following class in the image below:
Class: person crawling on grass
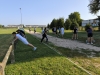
[12,32,37,51]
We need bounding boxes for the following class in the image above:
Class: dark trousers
[41,34,48,42]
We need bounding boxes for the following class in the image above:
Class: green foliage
[64,19,72,30]
[50,18,64,28]
[98,22,100,31]
[57,18,65,28]
[88,0,100,14]
[49,12,82,29]
[70,20,79,30]
[47,23,50,28]
[0,24,4,28]
[50,19,57,28]
[68,12,82,26]
[85,23,91,31]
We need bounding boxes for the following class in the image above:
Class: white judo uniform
[16,34,29,45]
[60,27,64,35]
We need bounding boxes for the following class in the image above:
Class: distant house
[82,18,99,26]
[25,25,46,28]
[7,25,24,28]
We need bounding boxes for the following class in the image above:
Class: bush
[98,22,100,31]
[70,22,79,30]
[85,23,91,31]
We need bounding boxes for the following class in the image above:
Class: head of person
[16,30,20,33]
[12,32,16,37]
[44,27,46,30]
[90,26,92,29]
[74,26,76,29]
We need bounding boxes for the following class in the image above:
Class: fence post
[10,44,15,64]
[0,64,4,75]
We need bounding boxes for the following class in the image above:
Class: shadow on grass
[46,42,100,59]
[0,34,13,62]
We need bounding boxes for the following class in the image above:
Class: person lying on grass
[12,32,37,51]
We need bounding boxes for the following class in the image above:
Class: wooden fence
[0,44,15,75]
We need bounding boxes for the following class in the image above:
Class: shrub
[85,23,91,31]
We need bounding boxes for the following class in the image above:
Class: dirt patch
[25,30,100,51]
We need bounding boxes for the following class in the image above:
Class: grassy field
[0,28,89,75]
[0,28,17,61]
[39,28,100,75]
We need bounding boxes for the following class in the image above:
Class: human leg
[45,35,48,42]
[76,33,78,39]
[72,34,74,39]
[74,34,76,39]
[90,37,93,44]
[41,35,45,42]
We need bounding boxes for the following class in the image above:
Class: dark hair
[12,32,16,34]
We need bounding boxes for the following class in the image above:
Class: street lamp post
[20,8,22,25]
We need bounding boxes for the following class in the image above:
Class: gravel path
[25,30,100,51]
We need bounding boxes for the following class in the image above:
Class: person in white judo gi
[60,26,64,38]
[12,32,37,50]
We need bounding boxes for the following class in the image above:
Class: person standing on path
[29,28,31,32]
[72,26,78,40]
[34,27,36,33]
[86,26,93,44]
[41,27,48,42]
[60,26,64,38]
[12,32,37,50]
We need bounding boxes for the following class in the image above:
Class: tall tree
[47,23,50,28]
[68,12,81,26]
[70,20,79,30]
[88,0,100,14]
[88,0,100,31]
[50,19,57,28]
[57,18,65,28]
[64,19,72,30]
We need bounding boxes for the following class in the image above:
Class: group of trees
[88,0,100,31]
[0,24,4,28]
[48,0,100,31]
[48,12,82,30]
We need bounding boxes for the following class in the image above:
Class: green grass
[43,40,100,75]
[47,29,100,47]
[0,28,17,61]
[26,28,100,75]
[0,28,89,75]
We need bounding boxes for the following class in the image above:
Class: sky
[0,0,99,26]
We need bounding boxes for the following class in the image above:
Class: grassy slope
[42,29,100,75]
[0,28,16,61]
[0,28,88,75]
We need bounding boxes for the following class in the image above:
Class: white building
[25,25,46,28]
[82,18,99,26]
[7,25,24,28]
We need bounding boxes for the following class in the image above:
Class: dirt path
[25,30,100,51]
